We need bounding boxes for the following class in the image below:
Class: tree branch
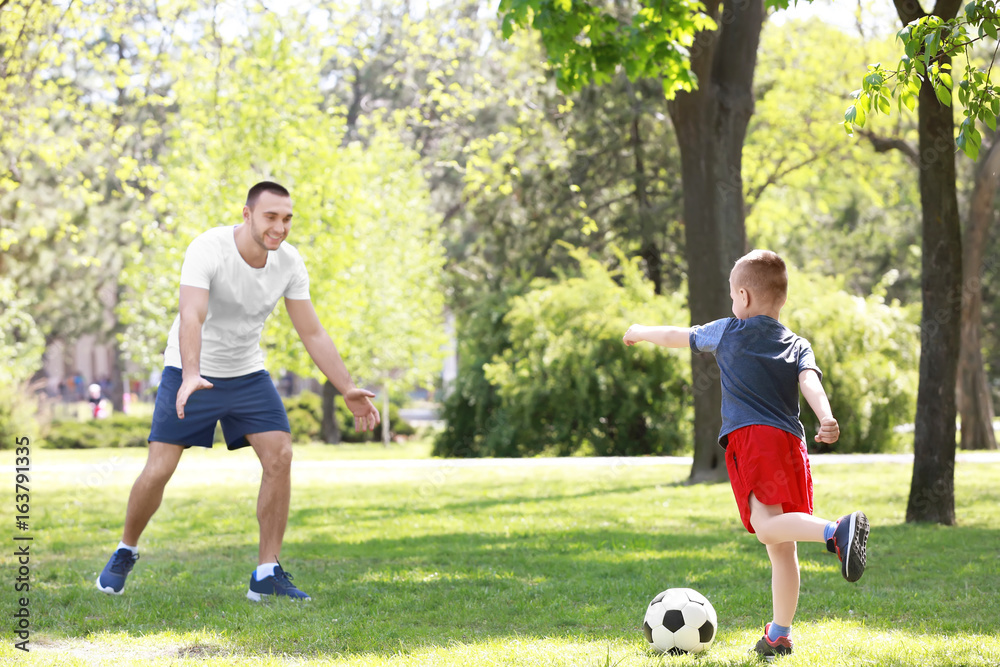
[856,128,920,166]
[744,152,826,218]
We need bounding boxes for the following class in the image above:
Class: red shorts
[724,424,814,534]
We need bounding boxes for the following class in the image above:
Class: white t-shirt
[162,225,311,377]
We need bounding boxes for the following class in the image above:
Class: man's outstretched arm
[284,298,380,432]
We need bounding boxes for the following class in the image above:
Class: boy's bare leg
[766,541,799,627]
[122,441,185,545]
[748,493,827,545]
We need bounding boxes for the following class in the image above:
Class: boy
[623,249,869,659]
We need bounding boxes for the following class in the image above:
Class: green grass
[1,444,998,666]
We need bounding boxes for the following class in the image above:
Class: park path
[40,450,1000,477]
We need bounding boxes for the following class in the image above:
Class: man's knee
[256,435,293,474]
[272,441,293,471]
[143,442,183,483]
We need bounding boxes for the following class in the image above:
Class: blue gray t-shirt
[689,315,821,446]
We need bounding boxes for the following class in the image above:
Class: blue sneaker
[831,511,869,582]
[96,548,139,594]
[247,564,311,601]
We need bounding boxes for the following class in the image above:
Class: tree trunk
[106,282,126,413]
[627,80,663,295]
[957,136,999,450]
[668,0,761,483]
[109,341,125,413]
[321,380,341,444]
[905,56,962,525]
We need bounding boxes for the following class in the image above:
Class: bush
[434,289,513,458]
[0,384,41,451]
[436,248,692,457]
[284,391,323,444]
[785,269,919,453]
[46,414,151,449]
[0,277,44,449]
[283,391,415,444]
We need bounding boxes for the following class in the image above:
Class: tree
[500,0,782,481]
[747,17,923,305]
[304,132,448,444]
[958,132,999,451]
[839,0,1000,522]
[667,2,764,482]
[2,0,185,410]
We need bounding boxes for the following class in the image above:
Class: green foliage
[458,70,687,297]
[0,383,40,451]
[785,269,919,453]
[498,0,714,95]
[747,19,922,305]
[0,277,45,450]
[2,1,178,367]
[284,391,324,445]
[438,248,691,457]
[434,289,516,458]
[45,414,151,449]
[843,3,999,159]
[307,133,448,390]
[0,276,44,386]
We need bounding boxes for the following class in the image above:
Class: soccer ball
[642,587,718,655]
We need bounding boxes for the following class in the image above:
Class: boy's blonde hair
[732,250,787,303]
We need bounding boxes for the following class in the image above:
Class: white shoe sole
[842,511,870,582]
[247,588,310,601]
[95,576,124,595]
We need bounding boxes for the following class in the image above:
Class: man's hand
[344,387,381,432]
[622,325,645,346]
[815,416,840,444]
[176,375,214,419]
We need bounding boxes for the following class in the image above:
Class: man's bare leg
[247,431,293,564]
[122,441,185,545]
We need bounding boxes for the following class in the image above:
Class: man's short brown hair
[732,249,787,303]
[246,181,290,209]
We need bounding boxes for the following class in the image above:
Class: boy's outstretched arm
[799,369,840,443]
[623,324,691,348]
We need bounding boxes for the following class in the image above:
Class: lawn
[1,442,998,666]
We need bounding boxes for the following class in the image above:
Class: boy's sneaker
[247,564,311,601]
[831,511,870,582]
[753,624,793,660]
[96,548,139,594]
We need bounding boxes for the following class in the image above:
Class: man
[96,181,380,601]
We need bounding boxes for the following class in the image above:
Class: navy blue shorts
[148,367,290,450]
